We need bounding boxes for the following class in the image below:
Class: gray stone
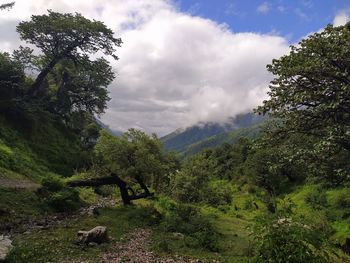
[0,235,13,261]
[172,232,185,239]
[77,226,108,245]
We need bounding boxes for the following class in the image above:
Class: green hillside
[181,123,264,157]
[162,113,266,155]
[0,114,87,181]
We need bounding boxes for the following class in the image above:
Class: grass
[5,193,255,263]
[0,114,89,180]
[0,166,30,181]
[8,205,161,263]
[151,212,252,262]
[150,194,254,262]
[0,186,43,231]
[4,183,350,263]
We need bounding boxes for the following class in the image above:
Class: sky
[0,0,349,136]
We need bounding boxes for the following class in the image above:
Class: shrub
[251,198,332,263]
[334,192,350,209]
[160,204,220,251]
[155,195,177,212]
[41,175,64,192]
[37,175,82,212]
[171,154,214,203]
[244,198,254,210]
[46,188,81,212]
[205,180,232,206]
[304,186,328,209]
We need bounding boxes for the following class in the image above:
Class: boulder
[0,235,13,262]
[77,226,108,245]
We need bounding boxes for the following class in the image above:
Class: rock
[0,235,13,261]
[77,226,108,245]
[172,232,185,239]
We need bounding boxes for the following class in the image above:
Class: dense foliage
[93,129,179,195]
[252,199,332,263]
[256,22,350,185]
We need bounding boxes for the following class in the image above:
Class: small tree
[171,154,217,203]
[69,129,178,205]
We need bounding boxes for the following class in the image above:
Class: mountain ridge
[161,112,266,155]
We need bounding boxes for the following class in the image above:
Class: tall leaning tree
[256,22,350,184]
[16,10,122,98]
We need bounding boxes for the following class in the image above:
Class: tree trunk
[67,173,153,205]
[135,175,151,195]
[27,57,60,97]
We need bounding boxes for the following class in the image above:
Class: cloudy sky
[0,0,349,135]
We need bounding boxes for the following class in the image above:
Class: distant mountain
[180,122,265,157]
[161,112,266,156]
[96,119,123,136]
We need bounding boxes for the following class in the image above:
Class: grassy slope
[0,113,89,231]
[286,184,350,244]
[0,114,85,180]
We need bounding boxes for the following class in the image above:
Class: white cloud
[257,2,270,14]
[333,10,350,27]
[277,5,286,13]
[294,8,309,21]
[0,0,290,135]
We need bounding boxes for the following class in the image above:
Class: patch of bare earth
[0,177,39,189]
[102,228,192,263]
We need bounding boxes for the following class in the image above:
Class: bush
[41,175,64,192]
[37,175,82,212]
[334,192,350,209]
[244,198,254,210]
[160,204,220,251]
[46,188,81,212]
[205,180,232,206]
[171,154,214,203]
[305,186,328,209]
[155,195,177,212]
[252,198,332,263]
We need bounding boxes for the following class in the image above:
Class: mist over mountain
[161,112,266,155]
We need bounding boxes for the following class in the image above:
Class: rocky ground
[1,197,117,236]
[102,228,189,263]
[64,228,217,263]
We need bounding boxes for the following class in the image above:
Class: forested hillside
[162,113,265,155]
[0,4,350,263]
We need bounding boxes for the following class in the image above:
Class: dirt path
[102,228,191,263]
[63,228,213,263]
[0,177,39,189]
